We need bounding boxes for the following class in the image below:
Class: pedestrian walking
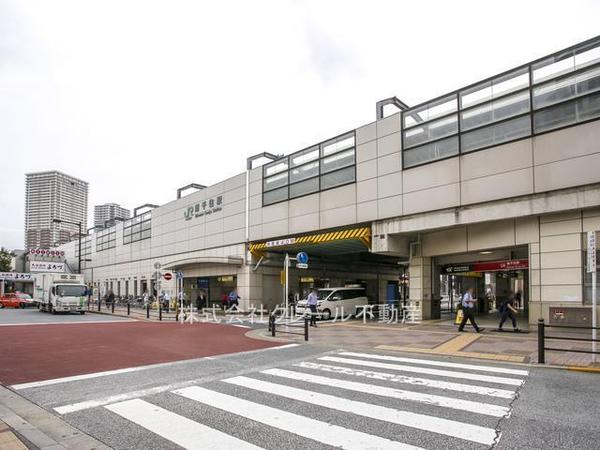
[307,288,318,327]
[498,290,520,332]
[196,290,207,311]
[106,290,115,307]
[228,289,240,308]
[458,287,483,333]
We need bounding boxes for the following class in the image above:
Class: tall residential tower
[24,171,89,249]
[94,203,130,228]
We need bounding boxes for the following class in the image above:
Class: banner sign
[443,259,528,274]
[0,272,34,281]
[588,230,597,273]
[30,262,66,273]
[29,249,65,257]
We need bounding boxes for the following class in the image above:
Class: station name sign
[443,259,528,274]
[266,238,296,248]
[184,195,223,221]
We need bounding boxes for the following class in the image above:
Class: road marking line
[319,356,524,386]
[14,343,299,390]
[261,368,509,417]
[295,361,516,398]
[105,399,263,449]
[339,352,529,376]
[223,377,497,445]
[0,319,137,327]
[173,386,424,450]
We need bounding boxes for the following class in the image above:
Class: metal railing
[269,314,309,341]
[537,318,600,363]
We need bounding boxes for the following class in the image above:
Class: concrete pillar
[408,256,433,320]
[236,265,263,310]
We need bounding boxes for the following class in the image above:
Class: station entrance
[434,246,529,320]
[250,226,409,309]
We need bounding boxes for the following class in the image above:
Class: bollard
[98,299,101,311]
[127,302,130,316]
[271,315,276,337]
[111,300,115,314]
[159,305,162,321]
[146,303,150,319]
[304,316,309,341]
[538,318,545,364]
[268,313,272,332]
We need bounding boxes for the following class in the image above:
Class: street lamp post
[52,218,82,274]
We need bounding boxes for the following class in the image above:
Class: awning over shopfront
[249,226,371,256]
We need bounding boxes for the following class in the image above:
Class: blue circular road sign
[296,252,309,264]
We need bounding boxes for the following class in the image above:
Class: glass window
[264,158,288,177]
[263,186,288,205]
[290,161,319,183]
[533,91,600,133]
[320,148,355,174]
[533,65,600,109]
[290,177,319,198]
[320,166,355,190]
[404,95,457,127]
[460,68,529,109]
[123,213,151,244]
[533,39,600,84]
[263,172,288,191]
[461,90,530,131]
[462,115,531,153]
[404,115,458,148]
[403,136,459,168]
[290,146,319,167]
[321,133,355,157]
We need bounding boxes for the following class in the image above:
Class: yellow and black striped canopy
[249,226,371,256]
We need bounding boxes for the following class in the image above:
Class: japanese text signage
[443,259,529,274]
[588,230,597,273]
[184,196,223,221]
[0,272,33,281]
[266,238,296,248]
[30,262,66,273]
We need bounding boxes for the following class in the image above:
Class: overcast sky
[1,0,599,250]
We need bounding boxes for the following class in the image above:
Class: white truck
[35,273,88,314]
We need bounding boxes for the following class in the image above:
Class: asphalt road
[0,307,133,325]
[8,341,600,449]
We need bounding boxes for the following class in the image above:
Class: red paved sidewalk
[0,322,280,385]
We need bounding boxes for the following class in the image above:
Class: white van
[296,287,368,320]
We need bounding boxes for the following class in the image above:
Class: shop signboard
[0,272,33,281]
[443,259,528,274]
[29,262,66,273]
[197,277,209,289]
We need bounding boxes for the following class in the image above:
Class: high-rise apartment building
[94,203,130,228]
[24,171,89,249]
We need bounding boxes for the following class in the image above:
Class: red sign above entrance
[443,259,528,274]
[472,259,529,272]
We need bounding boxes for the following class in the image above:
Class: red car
[0,293,35,309]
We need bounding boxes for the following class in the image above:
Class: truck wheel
[79,311,85,315]
[50,304,56,315]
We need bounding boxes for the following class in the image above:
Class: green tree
[0,247,15,272]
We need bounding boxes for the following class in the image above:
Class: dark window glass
[289,177,319,199]
[461,115,531,153]
[320,166,355,190]
[403,136,459,168]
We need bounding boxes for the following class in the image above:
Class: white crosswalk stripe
[98,350,528,449]
[319,355,525,386]
[174,386,424,450]
[295,361,517,398]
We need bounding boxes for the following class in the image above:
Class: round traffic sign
[163,272,172,281]
[296,252,309,264]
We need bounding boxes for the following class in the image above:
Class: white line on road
[340,352,529,376]
[224,375,498,445]
[105,399,264,450]
[261,368,509,417]
[173,386,425,450]
[14,343,299,391]
[295,361,516,399]
[0,319,137,327]
[320,356,524,386]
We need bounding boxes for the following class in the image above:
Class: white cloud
[1,0,599,249]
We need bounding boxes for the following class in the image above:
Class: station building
[59,36,600,325]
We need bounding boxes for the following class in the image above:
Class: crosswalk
[93,350,529,449]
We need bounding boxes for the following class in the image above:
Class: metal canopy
[249,226,371,257]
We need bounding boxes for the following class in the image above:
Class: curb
[0,385,111,449]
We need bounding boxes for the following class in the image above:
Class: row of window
[263,132,356,206]
[123,212,152,244]
[75,237,92,258]
[402,37,600,168]
[96,228,116,252]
